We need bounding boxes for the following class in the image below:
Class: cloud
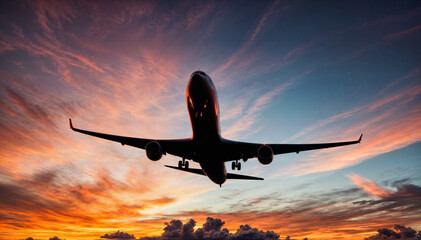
[9,178,421,239]
[347,175,421,214]
[347,174,392,197]
[223,83,290,139]
[163,180,421,239]
[28,0,75,33]
[250,0,291,41]
[101,230,136,239]
[49,237,63,240]
[212,1,298,82]
[194,217,229,240]
[185,2,214,29]
[0,78,83,171]
[360,7,421,29]
[223,70,311,139]
[280,65,421,176]
[96,217,284,240]
[365,224,421,240]
[4,87,56,127]
[382,25,421,41]
[0,167,182,238]
[0,3,212,236]
[231,224,279,240]
[23,237,64,240]
[138,217,280,240]
[160,219,195,239]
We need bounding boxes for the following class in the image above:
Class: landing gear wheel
[232,161,241,170]
[178,158,189,169]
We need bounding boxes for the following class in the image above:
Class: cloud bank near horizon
[23,220,421,240]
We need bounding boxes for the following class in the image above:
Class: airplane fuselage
[186,71,227,185]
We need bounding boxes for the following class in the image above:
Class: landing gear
[231,160,241,170]
[178,158,189,169]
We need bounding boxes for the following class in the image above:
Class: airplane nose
[189,73,206,91]
[190,72,203,83]
[187,72,209,111]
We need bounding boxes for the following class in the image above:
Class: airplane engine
[257,145,273,165]
[145,141,163,161]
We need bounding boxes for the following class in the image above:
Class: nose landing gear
[231,160,241,170]
[178,158,189,169]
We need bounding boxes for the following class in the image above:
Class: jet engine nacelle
[145,141,163,161]
[257,145,273,165]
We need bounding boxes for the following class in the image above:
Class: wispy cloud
[212,0,295,82]
[250,0,290,41]
[382,25,421,40]
[0,3,215,238]
[222,71,309,139]
[0,165,209,239]
[281,66,421,176]
[360,7,421,29]
[347,174,392,198]
[28,0,76,33]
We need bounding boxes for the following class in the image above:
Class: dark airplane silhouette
[70,71,362,186]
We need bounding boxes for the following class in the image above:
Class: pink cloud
[280,67,421,176]
[28,0,76,33]
[347,174,392,197]
[185,3,214,29]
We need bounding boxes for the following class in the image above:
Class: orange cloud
[347,174,392,197]
[0,166,189,240]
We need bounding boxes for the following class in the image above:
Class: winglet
[69,118,74,130]
[358,133,363,143]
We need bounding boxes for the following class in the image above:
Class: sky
[0,0,420,239]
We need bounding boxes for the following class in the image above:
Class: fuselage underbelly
[186,71,227,184]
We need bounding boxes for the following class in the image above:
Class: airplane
[70,71,362,186]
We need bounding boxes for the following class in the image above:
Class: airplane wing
[222,134,363,161]
[69,119,193,159]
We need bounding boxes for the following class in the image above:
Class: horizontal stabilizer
[164,165,263,180]
[165,165,206,176]
[227,172,264,180]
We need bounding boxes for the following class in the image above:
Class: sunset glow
[1,1,420,240]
